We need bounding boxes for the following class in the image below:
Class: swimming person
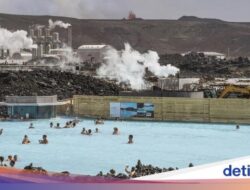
[29,123,34,129]
[95,118,104,125]
[7,155,13,162]
[113,127,119,135]
[9,160,15,167]
[0,129,3,135]
[55,123,61,129]
[125,166,137,178]
[22,135,31,144]
[13,155,18,162]
[64,122,70,128]
[81,128,86,135]
[0,156,4,166]
[128,135,134,144]
[95,128,99,133]
[87,129,92,136]
[236,125,240,130]
[50,122,53,128]
[39,135,48,144]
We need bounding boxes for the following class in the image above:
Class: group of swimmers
[81,128,99,135]
[81,126,134,144]
[50,120,79,129]
[22,134,48,145]
[112,127,134,144]
[0,155,18,167]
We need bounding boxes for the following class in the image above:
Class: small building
[77,44,110,64]
[0,95,66,119]
[182,51,226,60]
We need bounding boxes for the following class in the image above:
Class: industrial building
[77,45,110,64]
[181,51,226,60]
[29,24,72,59]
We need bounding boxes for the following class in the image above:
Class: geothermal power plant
[0,18,250,99]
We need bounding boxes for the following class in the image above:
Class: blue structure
[1,96,64,119]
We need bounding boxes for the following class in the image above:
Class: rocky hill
[0,71,120,101]
[1,13,250,56]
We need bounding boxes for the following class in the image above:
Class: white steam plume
[0,27,34,55]
[48,19,71,29]
[57,44,81,70]
[97,43,179,90]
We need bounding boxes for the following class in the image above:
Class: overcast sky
[0,0,249,21]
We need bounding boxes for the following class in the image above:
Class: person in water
[125,166,137,178]
[128,135,134,144]
[95,118,104,125]
[0,156,4,166]
[113,127,119,135]
[87,129,92,136]
[64,122,70,128]
[95,128,99,133]
[39,135,48,144]
[236,125,240,130]
[50,122,53,128]
[0,129,3,135]
[55,123,61,129]
[22,135,31,144]
[81,128,86,135]
[13,155,18,162]
[7,155,13,162]
[9,160,15,167]
[29,123,34,129]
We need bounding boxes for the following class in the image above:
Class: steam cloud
[0,27,34,55]
[97,43,179,90]
[48,19,71,29]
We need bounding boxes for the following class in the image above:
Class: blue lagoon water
[0,118,249,175]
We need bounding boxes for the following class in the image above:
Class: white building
[77,44,110,64]
[182,51,226,59]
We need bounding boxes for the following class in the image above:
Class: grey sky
[0,0,249,21]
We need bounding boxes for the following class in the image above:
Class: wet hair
[24,135,28,138]
[110,169,116,175]
[0,156,4,163]
[43,135,47,139]
[88,129,92,134]
[10,160,15,167]
[189,163,194,167]
[13,155,18,162]
[129,135,133,139]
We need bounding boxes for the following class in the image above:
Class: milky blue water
[0,118,249,175]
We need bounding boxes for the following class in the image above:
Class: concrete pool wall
[72,95,250,124]
[70,96,250,124]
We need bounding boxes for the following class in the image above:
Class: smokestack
[32,48,37,59]
[53,32,59,41]
[6,49,10,57]
[0,49,4,59]
[37,44,43,58]
[29,28,35,38]
[67,26,72,48]
[45,28,50,37]
[37,28,43,38]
